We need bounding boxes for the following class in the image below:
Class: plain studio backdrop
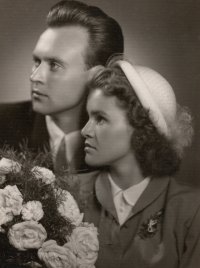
[0,0,199,185]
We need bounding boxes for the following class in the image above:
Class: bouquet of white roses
[0,147,99,268]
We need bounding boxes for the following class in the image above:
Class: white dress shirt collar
[108,173,150,225]
[45,115,82,162]
[108,173,150,206]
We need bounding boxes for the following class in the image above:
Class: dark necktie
[54,136,68,173]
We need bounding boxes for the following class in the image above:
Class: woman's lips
[84,142,96,152]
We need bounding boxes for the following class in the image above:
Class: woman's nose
[30,62,46,83]
[81,120,94,138]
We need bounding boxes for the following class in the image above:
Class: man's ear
[87,65,105,82]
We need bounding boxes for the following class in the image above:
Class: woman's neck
[109,153,145,190]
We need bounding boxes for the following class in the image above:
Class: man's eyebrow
[47,57,65,65]
[32,54,66,65]
[32,54,39,60]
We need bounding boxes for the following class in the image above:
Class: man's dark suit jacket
[0,101,89,172]
[0,101,49,151]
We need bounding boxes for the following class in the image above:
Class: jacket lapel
[96,172,170,223]
[128,176,170,220]
[95,171,119,222]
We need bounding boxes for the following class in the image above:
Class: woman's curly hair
[87,66,194,178]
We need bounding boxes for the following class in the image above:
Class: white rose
[0,207,13,226]
[31,166,55,184]
[21,201,44,221]
[8,221,47,251]
[38,240,78,268]
[0,175,6,184]
[57,189,83,226]
[65,222,99,267]
[0,185,23,215]
[80,222,98,231]
[0,158,21,174]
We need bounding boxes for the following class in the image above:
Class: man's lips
[32,90,47,97]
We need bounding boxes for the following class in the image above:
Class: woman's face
[81,89,135,167]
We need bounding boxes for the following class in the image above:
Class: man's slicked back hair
[46,0,124,68]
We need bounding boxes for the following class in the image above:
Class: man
[0,0,124,173]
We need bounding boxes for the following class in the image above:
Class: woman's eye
[97,116,105,124]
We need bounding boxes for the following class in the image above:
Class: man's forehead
[34,26,89,55]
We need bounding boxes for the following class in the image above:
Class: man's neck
[49,103,87,134]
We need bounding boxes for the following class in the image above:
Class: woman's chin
[85,157,104,167]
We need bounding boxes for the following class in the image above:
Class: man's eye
[33,58,41,68]
[50,61,60,71]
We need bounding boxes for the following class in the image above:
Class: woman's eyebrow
[89,110,109,117]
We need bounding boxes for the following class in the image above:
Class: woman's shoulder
[77,171,101,212]
[78,170,101,192]
[167,177,200,218]
[168,177,200,197]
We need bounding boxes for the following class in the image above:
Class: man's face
[30,26,89,116]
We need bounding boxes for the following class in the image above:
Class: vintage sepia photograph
[0,0,199,267]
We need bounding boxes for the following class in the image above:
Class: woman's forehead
[87,89,125,115]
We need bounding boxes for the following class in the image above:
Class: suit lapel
[30,112,49,152]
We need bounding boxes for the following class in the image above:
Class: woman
[80,59,200,268]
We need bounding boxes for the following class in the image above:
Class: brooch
[138,210,164,240]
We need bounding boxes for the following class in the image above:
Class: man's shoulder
[0,100,32,114]
[0,101,34,122]
[0,100,47,150]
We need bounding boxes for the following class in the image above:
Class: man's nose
[81,120,94,138]
[30,63,46,83]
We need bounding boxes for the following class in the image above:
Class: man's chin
[31,101,49,115]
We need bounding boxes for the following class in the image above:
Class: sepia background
[0,0,199,184]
